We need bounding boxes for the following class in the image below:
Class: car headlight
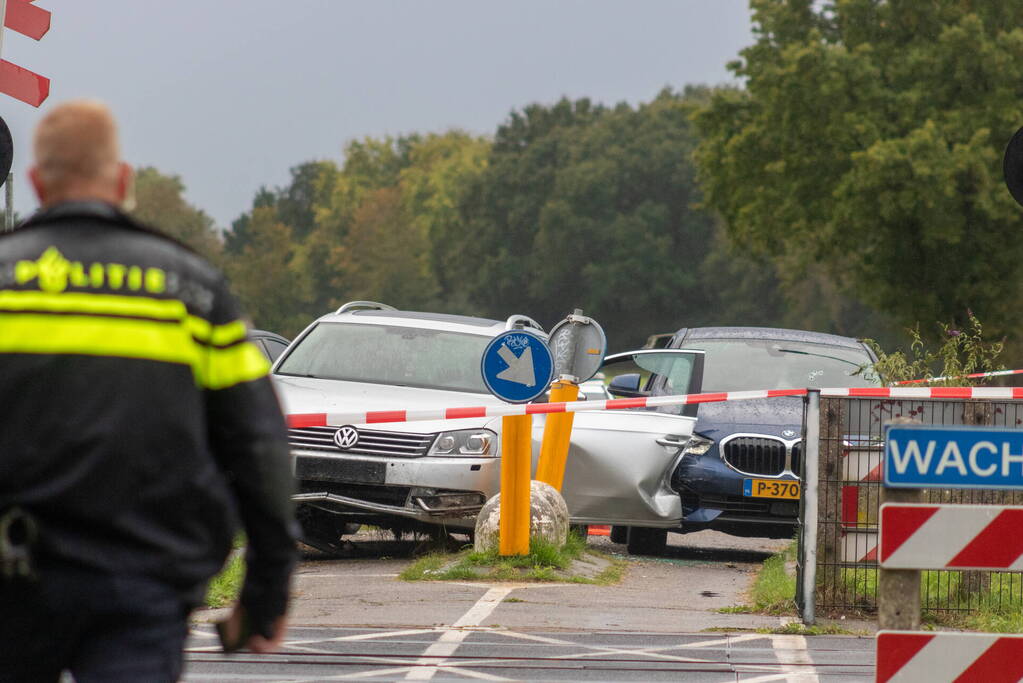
[429,429,497,457]
[682,435,714,457]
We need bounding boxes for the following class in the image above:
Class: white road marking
[403,586,514,680]
[737,634,819,683]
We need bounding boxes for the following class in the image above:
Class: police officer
[0,100,298,681]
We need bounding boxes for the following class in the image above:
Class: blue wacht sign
[884,424,1023,490]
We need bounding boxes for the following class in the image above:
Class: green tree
[223,206,310,336]
[694,0,1023,341]
[131,167,222,261]
[337,187,439,308]
[398,131,490,303]
[449,91,723,349]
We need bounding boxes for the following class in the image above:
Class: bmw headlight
[429,429,497,457]
[682,435,714,457]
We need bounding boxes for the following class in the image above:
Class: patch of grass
[399,530,621,584]
[836,568,1023,632]
[398,554,446,581]
[747,543,798,615]
[205,553,245,608]
[755,622,866,636]
[504,597,525,603]
[716,605,752,614]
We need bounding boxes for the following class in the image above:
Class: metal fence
[800,395,1023,618]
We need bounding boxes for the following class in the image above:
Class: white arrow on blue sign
[480,330,554,404]
[885,425,1023,490]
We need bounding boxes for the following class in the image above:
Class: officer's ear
[28,166,47,205]
[117,162,136,212]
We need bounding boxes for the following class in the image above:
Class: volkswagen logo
[782,429,798,439]
[333,425,360,451]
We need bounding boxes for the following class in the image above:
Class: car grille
[698,493,772,515]
[722,436,800,476]
[298,480,412,507]
[289,426,434,457]
[791,443,803,476]
[682,492,797,519]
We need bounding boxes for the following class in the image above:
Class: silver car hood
[273,375,506,433]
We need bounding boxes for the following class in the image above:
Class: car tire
[626,527,667,556]
[610,525,629,544]
[297,505,350,555]
[340,522,362,536]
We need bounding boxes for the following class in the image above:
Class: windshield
[276,322,491,393]
[681,339,879,392]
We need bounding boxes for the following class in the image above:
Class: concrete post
[878,416,924,631]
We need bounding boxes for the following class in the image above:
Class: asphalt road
[186,530,876,681]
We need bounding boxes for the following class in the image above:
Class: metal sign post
[536,310,606,491]
[876,423,1023,681]
[5,173,12,231]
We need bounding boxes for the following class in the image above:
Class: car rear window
[681,339,879,392]
[275,322,491,393]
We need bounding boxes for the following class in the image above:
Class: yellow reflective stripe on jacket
[184,317,248,346]
[0,294,270,391]
[0,290,187,320]
[0,313,200,367]
[199,342,271,391]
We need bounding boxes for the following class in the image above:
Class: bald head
[30,99,131,207]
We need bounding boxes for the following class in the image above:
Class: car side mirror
[608,373,642,398]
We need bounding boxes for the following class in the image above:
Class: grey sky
[2,1,753,229]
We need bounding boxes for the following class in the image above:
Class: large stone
[474,480,570,552]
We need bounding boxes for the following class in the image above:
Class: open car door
[553,349,705,527]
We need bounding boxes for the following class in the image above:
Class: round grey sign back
[548,315,607,383]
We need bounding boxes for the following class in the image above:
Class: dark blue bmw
[612,327,880,554]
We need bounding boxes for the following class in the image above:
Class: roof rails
[335,301,397,314]
[505,315,545,333]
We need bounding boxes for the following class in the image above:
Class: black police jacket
[0,201,297,634]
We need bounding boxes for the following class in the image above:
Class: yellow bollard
[499,413,532,556]
[535,379,580,491]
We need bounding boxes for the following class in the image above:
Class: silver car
[273,302,703,552]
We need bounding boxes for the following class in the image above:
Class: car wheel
[626,527,667,556]
[609,525,628,544]
[340,522,362,536]
[297,506,350,555]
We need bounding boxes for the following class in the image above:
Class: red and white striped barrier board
[840,445,883,563]
[287,386,1023,428]
[877,631,1023,682]
[879,504,1023,570]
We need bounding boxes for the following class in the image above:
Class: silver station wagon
[273,301,704,554]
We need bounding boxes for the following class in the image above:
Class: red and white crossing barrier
[826,386,1023,399]
[880,504,1023,571]
[877,631,1023,682]
[896,368,1023,385]
[286,388,807,427]
[287,386,1023,428]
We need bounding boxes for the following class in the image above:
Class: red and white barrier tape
[286,385,1023,428]
[896,368,1023,385]
[286,389,806,428]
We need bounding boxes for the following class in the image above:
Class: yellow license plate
[743,478,800,499]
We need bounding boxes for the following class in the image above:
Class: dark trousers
[0,566,190,683]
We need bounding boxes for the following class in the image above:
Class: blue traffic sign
[481,330,554,404]
[885,424,1023,490]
